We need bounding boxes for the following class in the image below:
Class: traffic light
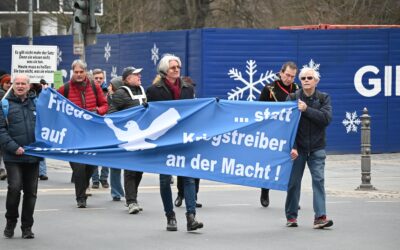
[73,0,100,46]
[74,0,89,25]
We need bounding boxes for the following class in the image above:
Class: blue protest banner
[25,88,301,191]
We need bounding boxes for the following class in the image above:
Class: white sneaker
[128,203,140,214]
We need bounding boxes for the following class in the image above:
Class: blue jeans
[92,166,109,183]
[110,168,124,199]
[285,149,327,220]
[39,159,47,176]
[160,174,196,216]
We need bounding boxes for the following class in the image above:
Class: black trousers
[69,162,95,201]
[5,162,39,229]
[177,177,200,200]
[124,170,143,204]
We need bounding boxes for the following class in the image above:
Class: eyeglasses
[169,65,181,70]
[300,76,314,81]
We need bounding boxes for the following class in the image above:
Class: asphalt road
[0,155,399,250]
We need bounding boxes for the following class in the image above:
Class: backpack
[1,97,37,124]
[63,81,98,100]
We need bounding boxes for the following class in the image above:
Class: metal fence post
[356,107,376,190]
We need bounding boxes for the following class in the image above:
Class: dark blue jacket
[288,89,332,153]
[0,91,42,163]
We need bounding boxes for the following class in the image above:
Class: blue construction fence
[0,28,399,153]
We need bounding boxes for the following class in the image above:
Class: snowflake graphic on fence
[227,60,276,101]
[110,66,118,79]
[151,43,159,65]
[57,47,63,66]
[342,111,361,133]
[104,42,111,62]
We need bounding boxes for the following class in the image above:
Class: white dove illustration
[104,108,181,151]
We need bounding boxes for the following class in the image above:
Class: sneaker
[39,175,48,180]
[0,169,7,180]
[313,216,333,229]
[286,218,298,227]
[92,182,100,189]
[128,203,140,214]
[4,221,16,238]
[21,227,35,239]
[100,180,109,188]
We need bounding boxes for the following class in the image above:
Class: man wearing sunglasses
[258,61,299,208]
[285,66,333,229]
[146,54,203,232]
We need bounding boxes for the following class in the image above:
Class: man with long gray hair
[146,54,204,232]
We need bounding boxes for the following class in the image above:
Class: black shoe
[39,175,48,180]
[112,197,121,201]
[100,180,109,188]
[260,188,270,207]
[92,182,99,189]
[21,227,35,239]
[0,169,7,180]
[186,213,203,231]
[166,214,178,231]
[195,202,202,208]
[174,196,183,207]
[4,221,16,238]
[77,199,87,208]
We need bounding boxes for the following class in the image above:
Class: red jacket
[58,77,108,115]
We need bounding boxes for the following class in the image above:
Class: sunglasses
[169,65,181,70]
[300,76,314,81]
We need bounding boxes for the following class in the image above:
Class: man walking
[58,60,108,208]
[0,74,42,239]
[258,61,299,207]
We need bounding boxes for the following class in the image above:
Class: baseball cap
[122,67,143,80]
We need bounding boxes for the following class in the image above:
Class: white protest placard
[11,45,57,84]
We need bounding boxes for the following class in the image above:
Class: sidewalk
[323,153,400,199]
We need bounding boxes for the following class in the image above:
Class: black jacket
[259,77,299,102]
[108,84,146,113]
[146,77,194,102]
[0,91,42,163]
[288,89,332,153]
